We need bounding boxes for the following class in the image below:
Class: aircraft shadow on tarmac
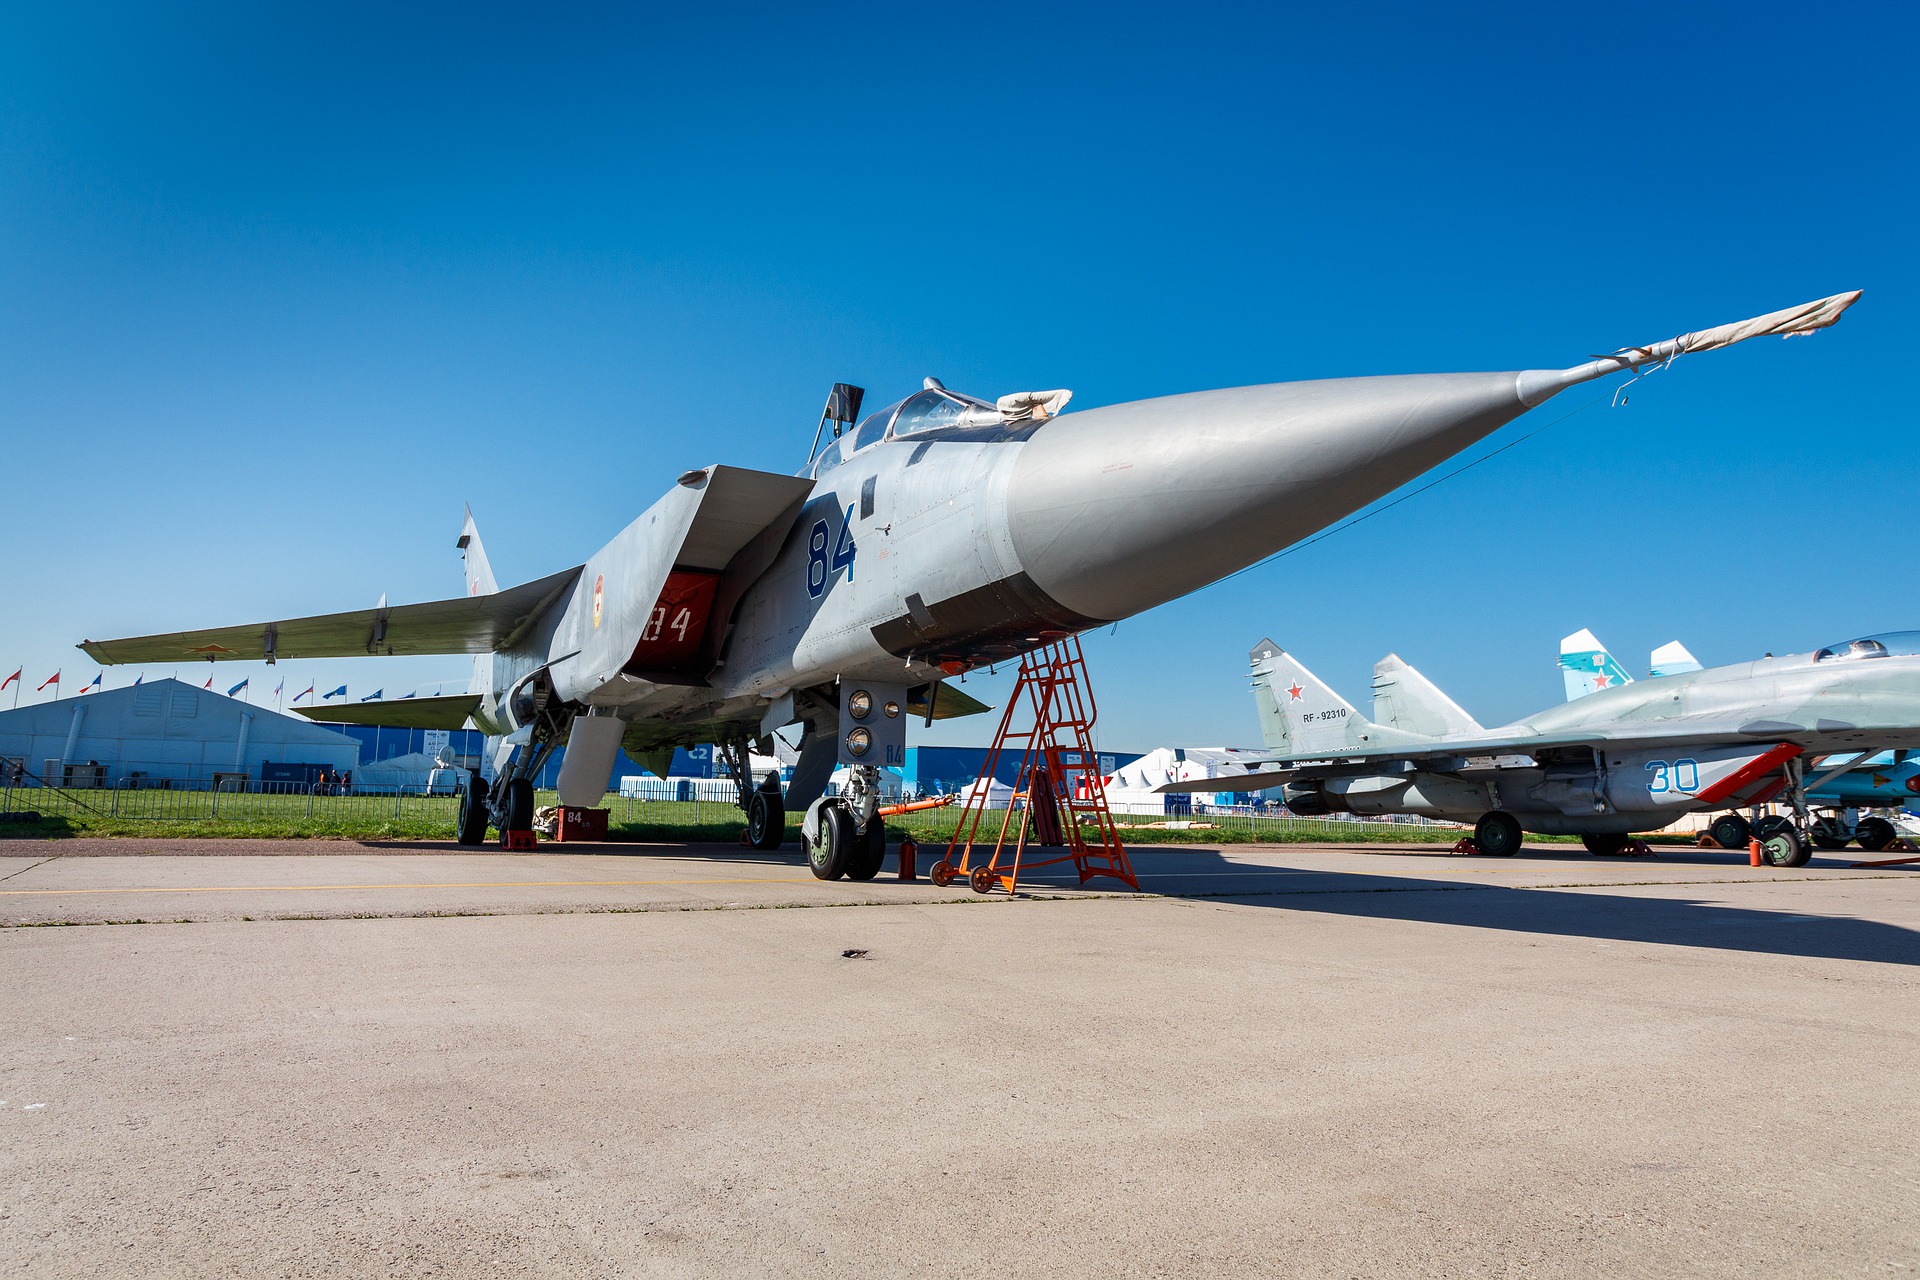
[1088,844,1920,968]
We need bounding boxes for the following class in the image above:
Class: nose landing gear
[1753,814,1812,867]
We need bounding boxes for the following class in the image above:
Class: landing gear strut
[801,763,887,881]
[720,735,788,851]
[1754,814,1811,867]
[458,679,569,846]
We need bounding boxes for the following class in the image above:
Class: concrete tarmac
[3,838,1917,1277]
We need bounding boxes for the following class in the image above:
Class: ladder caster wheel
[930,862,957,888]
[969,866,997,895]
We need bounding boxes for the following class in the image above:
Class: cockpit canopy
[1813,631,1920,662]
[806,380,1072,479]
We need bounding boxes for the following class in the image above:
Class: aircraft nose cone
[1006,372,1531,621]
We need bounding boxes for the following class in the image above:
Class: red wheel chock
[1451,838,1480,856]
[501,829,537,851]
[1850,838,1920,868]
[1622,839,1656,857]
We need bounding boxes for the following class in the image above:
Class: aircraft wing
[291,695,484,731]
[78,566,581,665]
[1158,714,1920,792]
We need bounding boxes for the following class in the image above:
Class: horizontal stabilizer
[79,566,580,665]
[1649,640,1703,678]
[293,694,483,731]
[1560,628,1632,702]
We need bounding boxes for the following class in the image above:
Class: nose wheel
[1754,815,1812,867]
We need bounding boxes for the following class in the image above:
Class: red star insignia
[1592,674,1610,689]
[1287,682,1304,702]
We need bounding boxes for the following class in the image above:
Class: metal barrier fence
[4,770,1467,844]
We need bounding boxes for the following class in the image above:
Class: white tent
[352,751,460,793]
[959,775,1016,810]
[1103,746,1276,813]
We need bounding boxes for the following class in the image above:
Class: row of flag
[3,667,429,708]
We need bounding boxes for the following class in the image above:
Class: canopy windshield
[1814,631,1920,661]
[808,384,1018,478]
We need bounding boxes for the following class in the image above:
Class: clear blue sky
[1,2,1910,753]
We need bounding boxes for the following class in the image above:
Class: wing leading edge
[291,695,484,732]
[78,566,581,666]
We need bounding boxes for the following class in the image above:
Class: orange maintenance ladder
[929,637,1138,895]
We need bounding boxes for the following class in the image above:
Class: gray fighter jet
[79,291,1858,876]
[1166,630,1920,866]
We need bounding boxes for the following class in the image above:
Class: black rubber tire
[1709,813,1752,851]
[1581,833,1629,856]
[807,804,852,880]
[1474,811,1523,857]
[1754,815,1811,868]
[456,769,489,845]
[747,789,784,850]
[1856,816,1897,853]
[503,776,535,832]
[844,817,887,881]
[1812,831,1850,851]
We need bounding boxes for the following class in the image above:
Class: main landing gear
[456,679,568,847]
[717,736,791,852]
[455,761,544,847]
[746,781,784,850]
[1807,810,1898,853]
[1472,811,1524,857]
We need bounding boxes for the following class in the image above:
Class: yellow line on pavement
[0,877,790,897]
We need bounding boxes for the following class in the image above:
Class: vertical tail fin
[458,506,498,700]
[1372,654,1483,736]
[1560,628,1632,702]
[457,505,498,598]
[1649,641,1703,678]
[1249,640,1425,757]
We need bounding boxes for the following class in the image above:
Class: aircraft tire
[503,777,535,832]
[1754,815,1811,868]
[807,803,853,880]
[747,790,784,850]
[1473,811,1523,857]
[1709,814,1752,851]
[844,818,887,881]
[1856,816,1897,853]
[1581,833,1628,856]
[1812,832,1850,850]
[455,770,489,845]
